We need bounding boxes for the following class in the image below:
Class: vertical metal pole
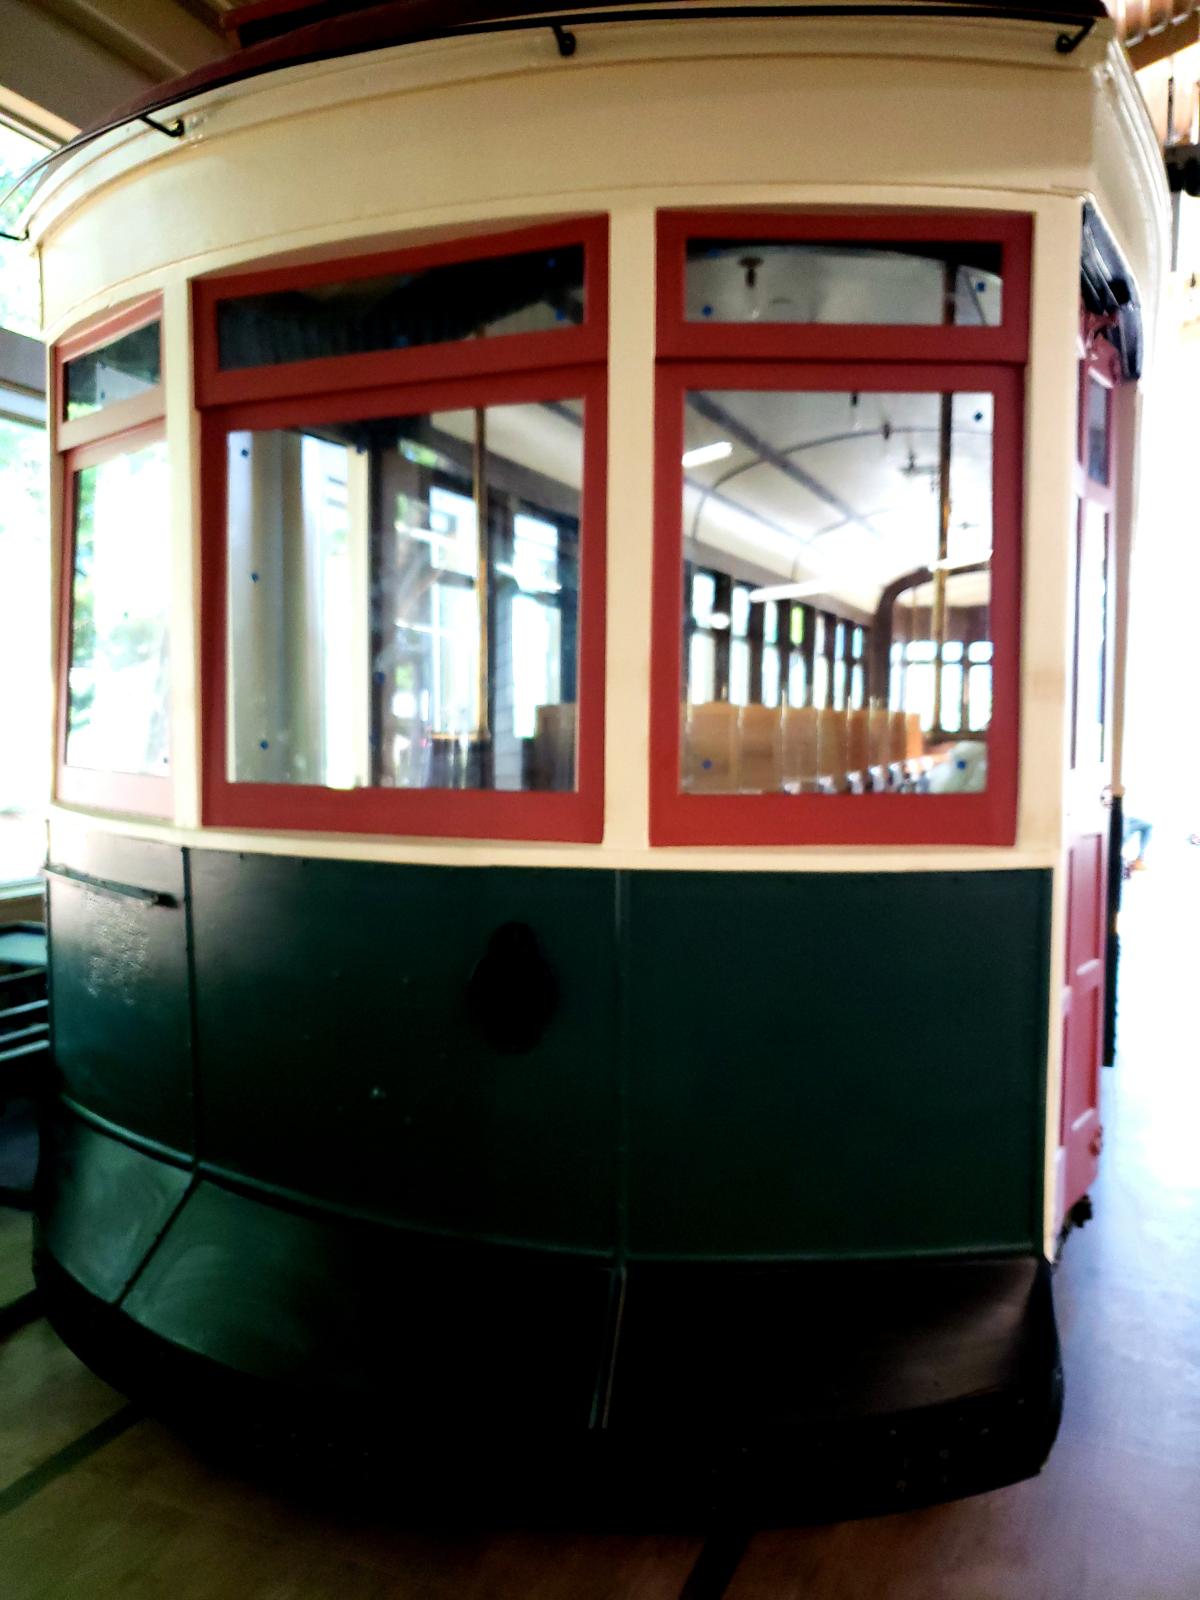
[473,406,490,743]
[932,259,956,735]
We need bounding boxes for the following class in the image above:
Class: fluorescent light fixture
[682,441,734,469]
[747,578,849,603]
[708,611,731,630]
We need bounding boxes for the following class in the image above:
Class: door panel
[1059,350,1116,1225]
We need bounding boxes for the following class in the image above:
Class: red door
[1059,334,1118,1225]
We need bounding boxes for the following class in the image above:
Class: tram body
[25,0,1166,1511]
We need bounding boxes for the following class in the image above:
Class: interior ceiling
[0,0,236,138]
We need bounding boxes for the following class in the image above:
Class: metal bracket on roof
[1055,17,1096,51]
[551,21,578,55]
[138,113,186,139]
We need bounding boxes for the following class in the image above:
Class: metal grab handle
[44,863,176,908]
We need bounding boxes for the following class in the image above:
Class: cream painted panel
[1090,45,1171,346]
[48,803,1061,875]
[603,206,656,852]
[1019,198,1081,855]
[37,51,1095,328]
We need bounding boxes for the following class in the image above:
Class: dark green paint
[122,1179,611,1425]
[48,834,193,1153]
[625,870,1051,1257]
[38,1112,191,1303]
[45,840,1050,1266]
[188,851,620,1249]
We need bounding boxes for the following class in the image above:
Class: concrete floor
[0,858,1197,1598]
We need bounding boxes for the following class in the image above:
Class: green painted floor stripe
[0,1289,41,1340]
[0,1405,140,1520]
[677,1527,752,1600]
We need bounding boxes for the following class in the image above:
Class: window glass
[0,124,46,338]
[680,388,993,795]
[1086,376,1110,485]
[217,246,585,372]
[686,241,1002,326]
[66,442,171,775]
[0,416,49,882]
[692,570,716,626]
[1073,499,1108,769]
[226,400,583,792]
[64,321,161,421]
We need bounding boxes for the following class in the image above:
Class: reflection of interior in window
[226,400,582,793]
[686,240,1002,326]
[217,247,584,372]
[1086,375,1110,485]
[1072,499,1108,770]
[680,389,993,795]
[64,322,161,420]
[66,442,171,775]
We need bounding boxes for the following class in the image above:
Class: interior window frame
[54,297,171,818]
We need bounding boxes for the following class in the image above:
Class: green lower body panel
[38,837,1057,1512]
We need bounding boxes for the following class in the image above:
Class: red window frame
[652,211,1029,849]
[193,217,608,408]
[657,209,1031,365]
[55,298,172,818]
[55,297,164,452]
[196,219,608,842]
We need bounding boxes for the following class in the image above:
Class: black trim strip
[44,864,176,909]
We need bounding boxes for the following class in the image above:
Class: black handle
[465,922,559,1055]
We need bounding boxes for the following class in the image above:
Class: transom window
[198,220,607,841]
[652,211,1028,847]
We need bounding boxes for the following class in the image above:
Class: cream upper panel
[25,16,1131,333]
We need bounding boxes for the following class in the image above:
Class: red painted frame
[657,209,1032,365]
[650,360,1023,847]
[56,420,174,818]
[193,217,609,409]
[200,364,607,841]
[55,295,164,453]
[652,208,1031,848]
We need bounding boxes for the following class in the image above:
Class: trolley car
[20,0,1167,1512]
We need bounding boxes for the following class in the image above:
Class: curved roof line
[1,0,1109,233]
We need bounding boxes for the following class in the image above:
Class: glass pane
[692,570,715,625]
[227,399,583,792]
[65,321,161,421]
[729,639,750,706]
[0,417,49,882]
[1073,500,1108,769]
[686,240,1002,326]
[1086,377,1110,485]
[67,442,171,776]
[0,125,46,337]
[217,246,585,372]
[680,388,993,795]
[762,648,781,708]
